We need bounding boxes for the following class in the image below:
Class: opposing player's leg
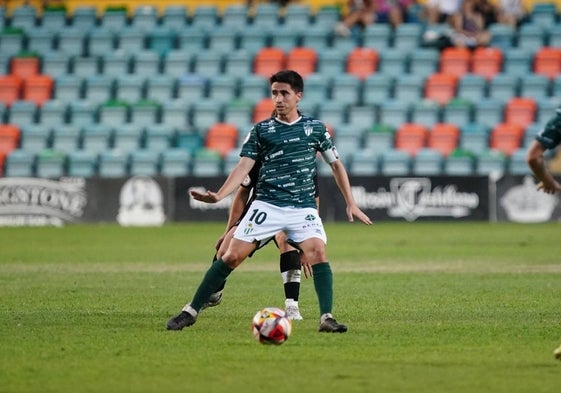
[275,232,303,320]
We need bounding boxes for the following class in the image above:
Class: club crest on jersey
[244,222,254,234]
[303,123,313,136]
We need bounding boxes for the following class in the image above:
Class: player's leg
[286,208,347,333]
[275,232,303,320]
[166,238,256,330]
[201,225,238,310]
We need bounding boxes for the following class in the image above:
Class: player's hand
[215,233,227,251]
[190,189,220,203]
[346,205,372,225]
[536,180,561,194]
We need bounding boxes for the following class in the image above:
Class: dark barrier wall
[0,174,559,226]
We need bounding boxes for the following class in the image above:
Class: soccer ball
[252,307,292,345]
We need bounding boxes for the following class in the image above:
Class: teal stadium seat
[5,149,35,177]
[35,149,66,178]
[67,150,98,177]
[160,148,191,177]
[98,150,129,178]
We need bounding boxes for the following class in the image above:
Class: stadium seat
[346,47,378,80]
[412,147,444,175]
[286,47,317,79]
[176,28,207,52]
[395,123,428,156]
[207,26,240,53]
[51,125,81,153]
[10,55,40,78]
[317,48,347,77]
[23,75,54,106]
[26,26,56,54]
[131,5,158,30]
[489,122,525,156]
[144,125,173,153]
[4,149,35,177]
[316,101,347,130]
[129,150,160,176]
[517,23,545,51]
[67,150,98,177]
[83,75,114,105]
[251,2,281,28]
[131,51,161,77]
[0,75,22,107]
[254,47,286,78]
[475,149,507,175]
[347,105,376,132]
[164,51,194,77]
[363,74,393,105]
[221,4,249,27]
[176,74,207,104]
[205,123,238,157]
[393,23,422,51]
[112,124,143,153]
[114,74,146,103]
[19,125,52,153]
[71,56,100,78]
[442,98,472,125]
[98,100,129,126]
[428,123,460,156]
[443,149,475,175]
[70,6,97,30]
[160,100,189,129]
[238,74,269,103]
[349,149,380,176]
[42,52,71,79]
[457,73,487,102]
[88,28,116,57]
[0,124,21,155]
[410,100,441,128]
[223,50,255,78]
[0,27,26,57]
[191,99,224,130]
[409,48,440,78]
[533,47,561,79]
[380,149,411,176]
[8,100,38,128]
[439,47,471,77]
[161,5,187,31]
[175,131,203,154]
[98,150,129,178]
[378,100,411,126]
[117,27,147,54]
[502,48,533,77]
[35,149,66,178]
[518,73,551,101]
[9,6,37,31]
[81,124,113,154]
[191,148,223,177]
[148,26,176,57]
[330,73,361,105]
[223,99,254,130]
[472,98,504,129]
[130,100,159,126]
[362,23,392,52]
[377,48,407,78]
[504,97,537,129]
[192,51,224,78]
[99,7,128,32]
[160,148,191,177]
[58,27,87,56]
[489,23,515,50]
[471,47,503,80]
[487,73,518,102]
[145,74,176,102]
[508,148,532,175]
[363,124,395,154]
[424,73,458,105]
[269,28,301,53]
[253,98,275,123]
[283,4,312,29]
[207,74,239,104]
[394,74,425,105]
[37,100,68,126]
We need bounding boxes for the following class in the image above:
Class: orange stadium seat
[395,123,428,156]
[0,124,21,155]
[253,98,275,123]
[428,123,460,156]
[439,47,471,77]
[533,47,561,79]
[424,73,458,105]
[11,56,40,78]
[471,47,503,80]
[0,75,23,106]
[205,122,239,158]
[504,97,537,129]
[254,47,286,78]
[490,122,525,156]
[23,74,54,106]
[346,47,379,80]
[286,47,317,79]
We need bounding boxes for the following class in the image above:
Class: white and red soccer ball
[252,307,292,345]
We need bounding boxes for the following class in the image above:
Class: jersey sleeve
[536,114,561,150]
[240,125,260,161]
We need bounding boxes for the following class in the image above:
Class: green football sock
[312,262,333,316]
[190,259,233,312]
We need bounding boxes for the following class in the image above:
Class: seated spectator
[425,0,462,25]
[474,0,498,28]
[496,0,526,27]
[450,0,492,47]
[334,0,413,37]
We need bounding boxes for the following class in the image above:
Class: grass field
[1,222,560,393]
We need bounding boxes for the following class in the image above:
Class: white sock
[182,304,198,317]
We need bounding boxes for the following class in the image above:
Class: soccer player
[167,70,372,333]
[203,159,320,321]
[526,109,561,194]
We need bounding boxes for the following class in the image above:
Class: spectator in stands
[449,0,492,47]
[526,110,561,194]
[474,0,498,28]
[424,0,462,24]
[496,0,526,27]
[334,0,413,37]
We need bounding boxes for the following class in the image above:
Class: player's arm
[526,140,561,194]
[190,157,256,203]
[326,158,372,225]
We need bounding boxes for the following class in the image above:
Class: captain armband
[321,146,339,164]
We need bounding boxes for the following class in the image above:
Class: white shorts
[233,200,327,248]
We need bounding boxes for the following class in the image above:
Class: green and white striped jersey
[240,115,335,208]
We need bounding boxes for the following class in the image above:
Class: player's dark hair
[270,70,304,93]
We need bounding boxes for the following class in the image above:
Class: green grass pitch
[1,222,560,393]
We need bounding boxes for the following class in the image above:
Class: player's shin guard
[312,262,333,316]
[280,250,301,301]
[190,259,233,312]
